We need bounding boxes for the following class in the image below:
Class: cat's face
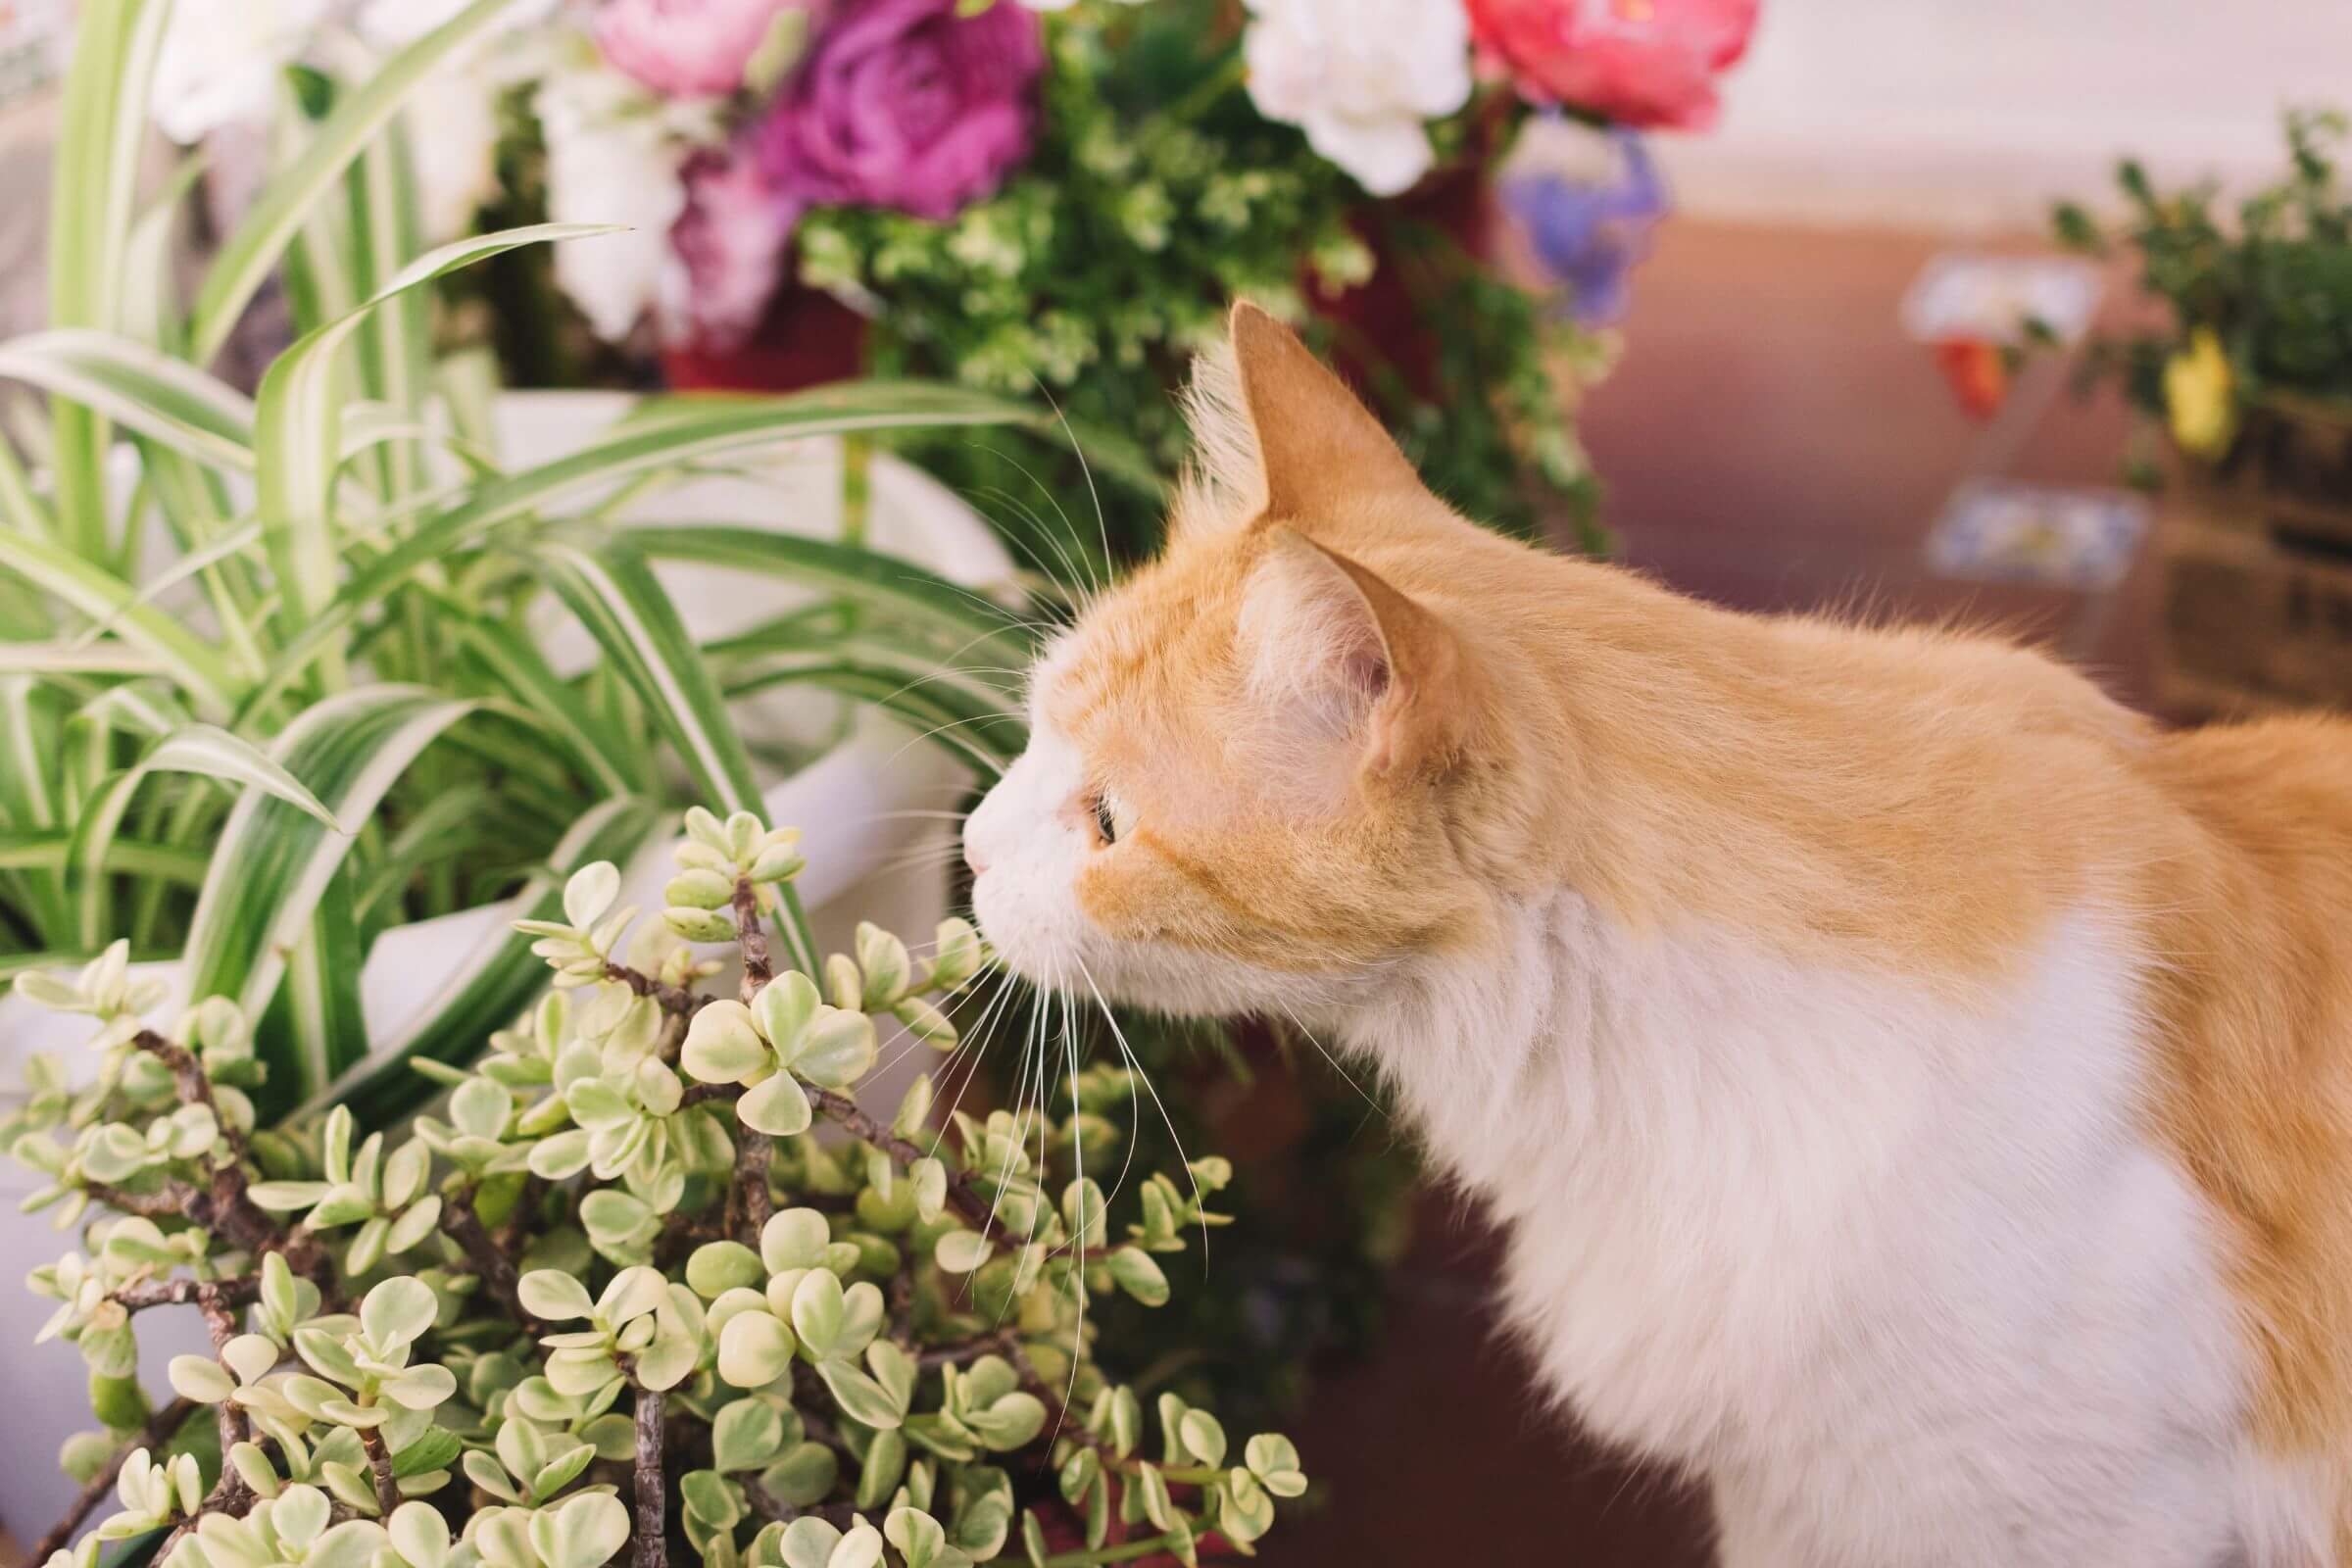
[963,305,1497,1019]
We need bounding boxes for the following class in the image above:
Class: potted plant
[12,816,1311,1568]
[2053,108,2352,507]
[1,0,1072,1507]
[2051,109,2352,711]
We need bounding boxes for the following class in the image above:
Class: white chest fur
[1330,892,2255,1568]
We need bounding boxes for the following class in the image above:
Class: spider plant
[0,0,1047,1126]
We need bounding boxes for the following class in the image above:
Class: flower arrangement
[2051,108,2352,494]
[16,811,1307,1568]
[152,0,1755,561]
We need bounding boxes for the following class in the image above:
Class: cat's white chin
[970,869,1333,1024]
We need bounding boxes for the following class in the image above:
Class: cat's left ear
[1241,527,1465,778]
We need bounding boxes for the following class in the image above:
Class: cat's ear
[1241,526,1464,778]
[1226,301,1420,519]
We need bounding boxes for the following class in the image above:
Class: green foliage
[0,12,1052,1124]
[15,814,1304,1568]
[2054,108,2352,468]
[796,0,1600,567]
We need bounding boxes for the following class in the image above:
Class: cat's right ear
[1170,302,1420,540]
[1240,527,1464,779]
[1228,302,1419,520]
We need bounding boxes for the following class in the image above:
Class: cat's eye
[1091,790,1120,846]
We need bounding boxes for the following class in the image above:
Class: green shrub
[15,808,1303,1568]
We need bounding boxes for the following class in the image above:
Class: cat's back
[2134,712,2352,1551]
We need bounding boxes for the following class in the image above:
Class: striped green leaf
[47,0,170,561]
[65,725,325,948]
[622,524,1031,659]
[0,830,208,884]
[0,329,257,473]
[0,674,68,937]
[530,536,760,812]
[722,655,1026,773]
[187,0,530,367]
[0,644,171,676]
[68,723,343,951]
[241,387,1038,721]
[182,686,475,1105]
[448,612,643,798]
[528,535,827,971]
[255,222,617,680]
[0,528,244,718]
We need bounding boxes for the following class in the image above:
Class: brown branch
[604,961,705,1017]
[492,1176,547,1258]
[691,1076,1096,1254]
[740,1478,855,1531]
[134,1031,246,1162]
[731,877,771,1004]
[442,1188,538,1334]
[197,1283,252,1461]
[632,1386,666,1568]
[122,1032,306,1269]
[110,1275,262,1313]
[26,1398,198,1563]
[358,1426,400,1517]
[801,1082,1030,1247]
[735,1126,774,1244]
[916,1328,1016,1370]
[154,1472,256,1567]
[888,1263,915,1342]
[79,1179,205,1221]
[1006,1337,1116,1461]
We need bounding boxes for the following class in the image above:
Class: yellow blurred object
[2165,328,2239,460]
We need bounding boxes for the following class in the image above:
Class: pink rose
[596,0,815,98]
[757,0,1043,220]
[664,148,799,348]
[1466,0,1758,130]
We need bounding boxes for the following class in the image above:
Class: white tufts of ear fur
[1170,334,1264,539]
[1240,527,1464,777]
[1240,527,1394,728]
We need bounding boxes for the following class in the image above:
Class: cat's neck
[1322,883,2192,1465]
[1423,558,2162,991]
[1327,884,1976,1216]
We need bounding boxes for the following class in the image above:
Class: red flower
[1466,0,1759,130]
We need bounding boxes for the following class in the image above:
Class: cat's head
[963,304,1518,1019]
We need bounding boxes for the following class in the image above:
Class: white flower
[356,0,562,47]
[149,0,329,145]
[352,0,564,242]
[398,69,503,242]
[1240,0,1472,197]
[534,46,719,341]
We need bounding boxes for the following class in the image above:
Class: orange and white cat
[962,304,2352,1567]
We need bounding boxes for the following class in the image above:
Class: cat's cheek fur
[964,741,1325,1019]
[1330,893,2267,1568]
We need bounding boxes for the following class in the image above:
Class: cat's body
[963,305,2352,1565]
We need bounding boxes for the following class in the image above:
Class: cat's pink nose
[964,841,990,877]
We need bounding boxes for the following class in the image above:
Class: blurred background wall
[1658,0,2352,228]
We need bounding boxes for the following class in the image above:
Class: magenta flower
[596,0,815,99]
[664,148,800,348]
[757,0,1044,220]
